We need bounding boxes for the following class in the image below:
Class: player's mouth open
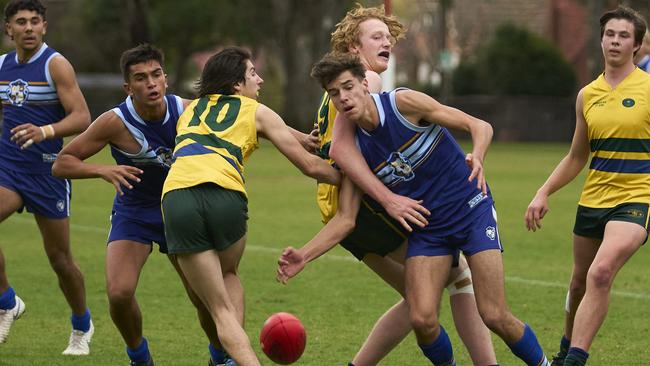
[378,51,390,60]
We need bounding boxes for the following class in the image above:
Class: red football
[260,312,306,364]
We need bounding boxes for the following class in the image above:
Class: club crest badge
[387,151,415,182]
[485,226,496,240]
[7,79,29,106]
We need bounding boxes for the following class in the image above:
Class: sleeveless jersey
[355,89,493,234]
[580,67,650,208]
[0,43,66,174]
[110,94,183,220]
[315,91,339,223]
[162,94,259,198]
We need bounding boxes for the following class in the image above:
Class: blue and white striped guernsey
[355,88,494,234]
[0,43,65,174]
[109,94,183,220]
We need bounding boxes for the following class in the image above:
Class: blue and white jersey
[0,43,65,174]
[110,94,183,220]
[355,89,493,234]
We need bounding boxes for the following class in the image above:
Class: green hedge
[453,23,577,96]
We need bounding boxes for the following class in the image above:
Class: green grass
[1,141,649,365]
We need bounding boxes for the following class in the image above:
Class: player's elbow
[301,160,340,185]
[51,159,64,178]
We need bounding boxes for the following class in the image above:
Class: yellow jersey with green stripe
[580,68,650,208]
[162,94,259,198]
[315,91,339,223]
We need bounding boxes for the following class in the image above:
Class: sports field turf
[1,141,649,365]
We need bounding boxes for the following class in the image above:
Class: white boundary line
[7,216,650,301]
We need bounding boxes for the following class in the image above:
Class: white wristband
[40,124,55,139]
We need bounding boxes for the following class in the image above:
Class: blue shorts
[0,167,71,219]
[107,211,168,253]
[407,205,503,258]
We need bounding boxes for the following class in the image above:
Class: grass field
[1,141,649,365]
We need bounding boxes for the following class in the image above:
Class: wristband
[40,124,55,139]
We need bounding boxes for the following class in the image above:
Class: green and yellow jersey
[580,67,650,208]
[315,91,339,223]
[163,94,259,198]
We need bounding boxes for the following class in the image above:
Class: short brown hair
[120,44,164,81]
[311,52,366,90]
[330,3,406,55]
[197,47,251,97]
[600,6,647,51]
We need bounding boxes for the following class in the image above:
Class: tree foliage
[453,23,577,96]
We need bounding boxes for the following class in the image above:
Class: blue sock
[127,337,151,364]
[0,287,16,310]
[508,324,548,366]
[348,363,356,366]
[564,347,589,365]
[418,325,455,365]
[70,308,91,332]
[209,343,226,363]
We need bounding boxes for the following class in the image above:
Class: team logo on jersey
[622,98,635,107]
[153,146,173,168]
[485,226,496,240]
[387,152,415,182]
[56,200,65,212]
[7,79,29,106]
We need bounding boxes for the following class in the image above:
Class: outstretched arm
[277,175,361,283]
[256,104,340,185]
[396,89,493,194]
[525,89,590,231]
[10,55,91,149]
[52,112,143,196]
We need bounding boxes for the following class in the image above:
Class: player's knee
[478,307,509,333]
[447,267,473,296]
[46,251,75,274]
[106,283,136,305]
[568,277,586,298]
[409,310,439,336]
[587,263,615,290]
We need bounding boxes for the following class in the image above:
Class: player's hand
[98,165,143,196]
[525,193,549,232]
[276,247,306,284]
[466,153,488,195]
[301,128,320,154]
[383,192,430,232]
[10,123,45,149]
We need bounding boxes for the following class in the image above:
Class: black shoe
[551,350,567,366]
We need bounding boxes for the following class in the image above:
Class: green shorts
[162,183,248,254]
[340,200,408,260]
[573,202,650,240]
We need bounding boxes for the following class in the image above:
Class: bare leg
[466,250,524,343]
[562,235,601,342]
[0,187,23,294]
[448,256,497,365]
[34,214,87,315]
[351,253,410,366]
[105,240,150,349]
[0,249,8,293]
[176,238,259,366]
[168,254,221,346]
[405,255,452,345]
[570,221,644,351]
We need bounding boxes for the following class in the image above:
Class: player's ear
[122,82,132,96]
[42,20,47,35]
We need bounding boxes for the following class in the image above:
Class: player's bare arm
[525,88,591,231]
[329,112,430,232]
[52,112,142,196]
[256,103,340,185]
[277,175,362,283]
[396,89,493,194]
[10,55,90,150]
[288,126,320,154]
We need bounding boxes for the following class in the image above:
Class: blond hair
[330,3,406,55]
